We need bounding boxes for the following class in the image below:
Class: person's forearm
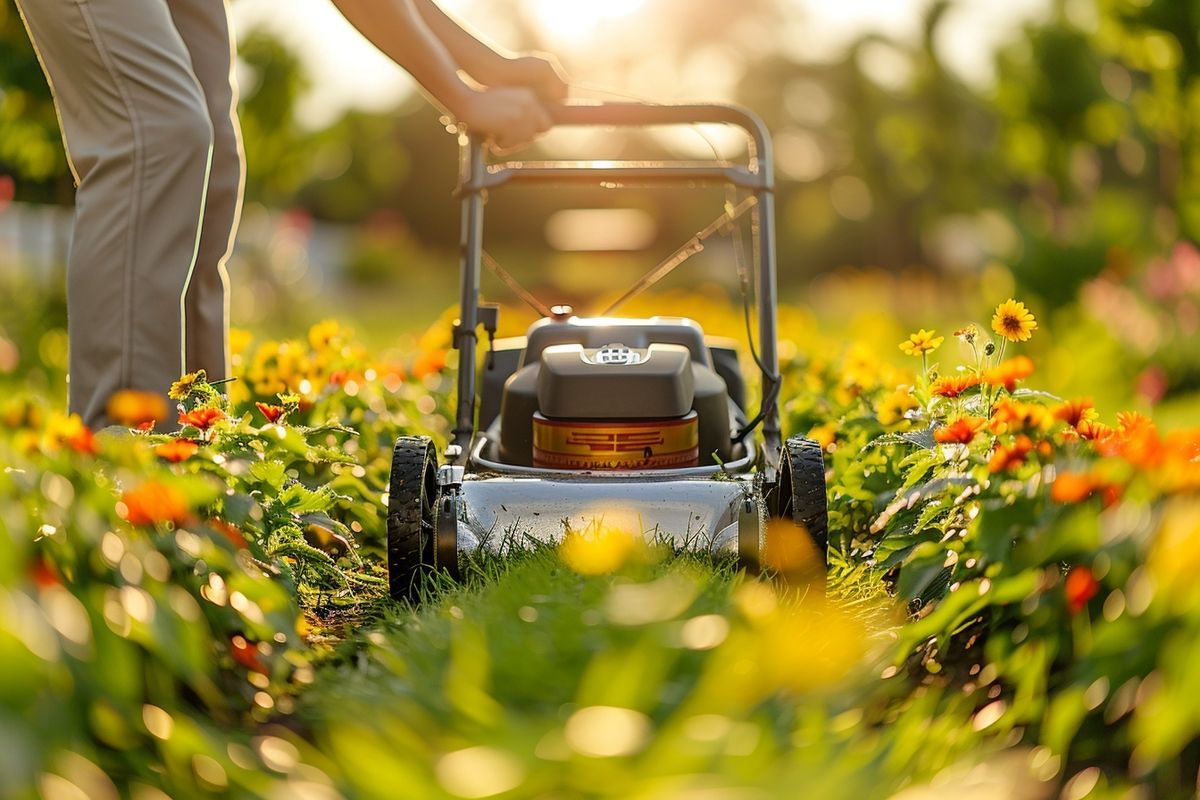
[331,0,476,116]
[412,0,509,81]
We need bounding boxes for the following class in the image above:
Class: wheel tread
[387,436,437,601]
[781,436,830,557]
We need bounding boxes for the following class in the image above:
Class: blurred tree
[0,0,73,203]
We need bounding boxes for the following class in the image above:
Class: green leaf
[249,460,288,488]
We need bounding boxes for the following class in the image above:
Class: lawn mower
[387,102,828,601]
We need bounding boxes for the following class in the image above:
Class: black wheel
[774,436,829,560]
[387,436,439,602]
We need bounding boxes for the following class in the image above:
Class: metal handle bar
[461,102,774,192]
[548,101,772,166]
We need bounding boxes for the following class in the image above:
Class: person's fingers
[528,101,554,134]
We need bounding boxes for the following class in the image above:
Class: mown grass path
[291,551,1004,800]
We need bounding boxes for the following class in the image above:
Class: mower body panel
[452,473,761,558]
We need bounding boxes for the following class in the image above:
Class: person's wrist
[440,77,481,125]
[487,54,522,86]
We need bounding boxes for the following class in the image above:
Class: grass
[290,547,959,799]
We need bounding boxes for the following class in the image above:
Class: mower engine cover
[532,343,698,470]
[497,317,737,468]
[537,343,693,418]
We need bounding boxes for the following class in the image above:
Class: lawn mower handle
[451,102,782,476]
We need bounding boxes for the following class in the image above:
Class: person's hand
[492,52,569,104]
[455,85,553,152]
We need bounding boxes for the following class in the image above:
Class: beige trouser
[15,0,244,429]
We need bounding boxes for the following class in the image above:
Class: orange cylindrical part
[532,412,699,470]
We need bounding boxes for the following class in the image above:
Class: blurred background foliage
[3,0,1199,276]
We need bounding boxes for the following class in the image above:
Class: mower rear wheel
[387,436,439,602]
[775,436,829,561]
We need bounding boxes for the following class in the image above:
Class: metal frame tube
[453,138,486,458]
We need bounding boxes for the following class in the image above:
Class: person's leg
[14,0,213,429]
[168,0,245,382]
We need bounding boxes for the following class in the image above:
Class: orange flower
[982,356,1035,392]
[1050,471,1097,503]
[1115,423,1164,468]
[155,439,199,463]
[106,390,168,428]
[1076,419,1115,443]
[255,402,286,424]
[931,374,981,398]
[990,399,1048,434]
[1065,565,1100,614]
[46,413,97,455]
[230,635,268,675]
[66,425,97,455]
[1053,398,1098,429]
[178,406,224,430]
[119,480,190,526]
[934,416,987,444]
[987,435,1034,473]
[1116,411,1154,435]
[412,349,447,379]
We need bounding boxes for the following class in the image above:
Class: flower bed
[2,302,1199,797]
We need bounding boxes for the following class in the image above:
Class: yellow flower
[877,386,919,426]
[808,422,838,450]
[899,329,944,357]
[168,370,206,401]
[560,516,645,575]
[229,328,253,356]
[991,298,1037,342]
[308,319,344,351]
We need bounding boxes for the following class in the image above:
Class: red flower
[931,374,981,399]
[154,439,199,463]
[210,519,248,549]
[255,402,286,424]
[178,406,224,430]
[987,435,1034,473]
[230,635,268,674]
[119,480,190,526]
[29,555,59,589]
[982,356,1035,392]
[934,416,987,444]
[1065,565,1100,614]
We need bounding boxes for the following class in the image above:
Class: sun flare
[526,0,648,43]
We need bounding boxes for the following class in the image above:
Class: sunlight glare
[528,0,648,43]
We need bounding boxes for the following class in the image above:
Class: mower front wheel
[387,436,439,602]
[773,436,829,562]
